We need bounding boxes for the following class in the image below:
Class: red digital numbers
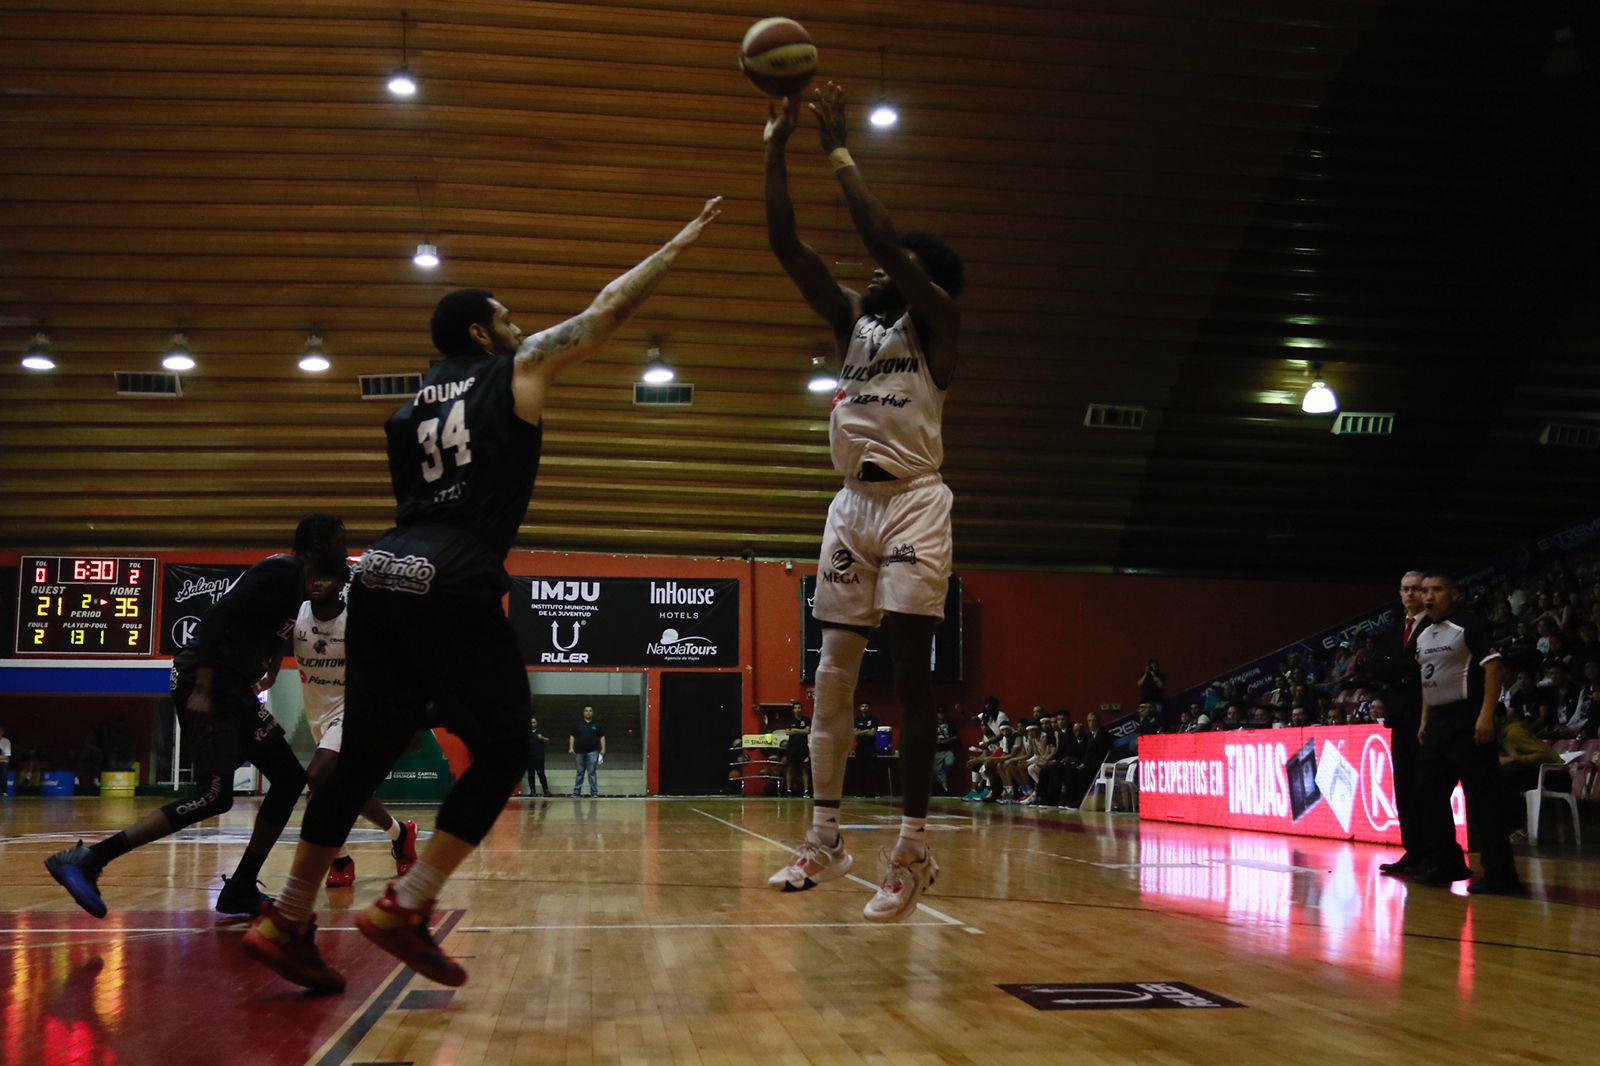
[71,558,117,583]
[34,563,48,584]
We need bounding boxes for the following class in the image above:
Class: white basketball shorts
[812,473,953,629]
[308,707,345,754]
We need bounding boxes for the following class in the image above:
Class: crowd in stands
[1148,544,1600,749]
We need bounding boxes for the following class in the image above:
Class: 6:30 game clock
[15,556,157,656]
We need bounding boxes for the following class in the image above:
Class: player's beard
[860,285,900,318]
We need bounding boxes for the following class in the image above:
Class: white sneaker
[863,846,938,923]
[766,829,853,892]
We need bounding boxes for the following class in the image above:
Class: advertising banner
[1139,725,1466,847]
[159,563,250,655]
[509,577,739,668]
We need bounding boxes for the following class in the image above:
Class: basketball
[738,17,817,98]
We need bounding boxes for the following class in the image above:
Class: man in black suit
[1367,570,1431,875]
[1063,711,1115,809]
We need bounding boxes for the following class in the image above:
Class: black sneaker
[44,841,109,919]
[216,875,274,918]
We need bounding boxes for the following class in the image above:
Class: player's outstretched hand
[672,196,724,247]
[808,81,847,153]
[764,96,800,146]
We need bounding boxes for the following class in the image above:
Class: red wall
[1,549,1383,790]
[751,564,1381,738]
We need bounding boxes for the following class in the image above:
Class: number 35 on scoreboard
[15,556,157,657]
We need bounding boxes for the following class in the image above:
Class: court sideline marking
[307,909,464,1066]
[690,806,983,934]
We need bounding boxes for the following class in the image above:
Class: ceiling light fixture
[869,45,898,128]
[806,354,837,393]
[641,344,674,384]
[1301,362,1338,414]
[21,332,54,371]
[298,333,331,372]
[388,11,417,96]
[412,242,440,268]
[162,332,195,371]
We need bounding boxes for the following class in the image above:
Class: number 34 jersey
[370,351,542,599]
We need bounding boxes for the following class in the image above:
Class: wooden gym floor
[2,795,1596,1065]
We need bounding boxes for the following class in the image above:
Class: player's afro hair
[900,232,965,299]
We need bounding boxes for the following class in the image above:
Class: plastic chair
[1091,756,1139,812]
[1526,753,1583,846]
[1118,756,1140,812]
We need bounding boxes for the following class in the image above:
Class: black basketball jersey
[172,554,302,684]
[370,352,541,595]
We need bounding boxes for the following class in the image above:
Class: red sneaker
[241,905,346,994]
[355,884,465,987]
[392,821,418,877]
[326,855,356,889]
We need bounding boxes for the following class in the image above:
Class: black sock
[88,831,131,865]
[230,848,267,887]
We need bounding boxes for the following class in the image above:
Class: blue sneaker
[45,841,108,919]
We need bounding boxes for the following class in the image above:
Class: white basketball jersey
[829,313,945,479]
[293,601,346,725]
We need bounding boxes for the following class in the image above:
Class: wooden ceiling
[2,0,1597,578]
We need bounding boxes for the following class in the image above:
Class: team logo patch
[360,550,437,595]
[314,638,328,655]
[884,542,918,566]
[831,548,855,573]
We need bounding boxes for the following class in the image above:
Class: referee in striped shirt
[1412,571,1524,895]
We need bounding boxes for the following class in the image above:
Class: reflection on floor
[2,795,1596,1064]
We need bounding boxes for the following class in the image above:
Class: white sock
[393,859,447,911]
[812,806,841,846]
[275,873,318,924]
[384,819,402,841]
[897,817,928,855]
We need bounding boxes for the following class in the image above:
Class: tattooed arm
[511,196,723,425]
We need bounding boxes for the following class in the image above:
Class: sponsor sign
[800,576,963,683]
[509,577,739,668]
[998,982,1244,1012]
[1139,725,1468,847]
[158,563,249,655]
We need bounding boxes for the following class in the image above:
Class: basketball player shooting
[762,83,965,921]
[242,196,722,993]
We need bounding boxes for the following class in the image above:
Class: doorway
[658,673,743,795]
[528,672,647,796]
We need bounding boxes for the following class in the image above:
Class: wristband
[829,147,856,172]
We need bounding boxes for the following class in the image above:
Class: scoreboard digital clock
[16,556,157,656]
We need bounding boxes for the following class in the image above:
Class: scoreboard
[16,556,157,656]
